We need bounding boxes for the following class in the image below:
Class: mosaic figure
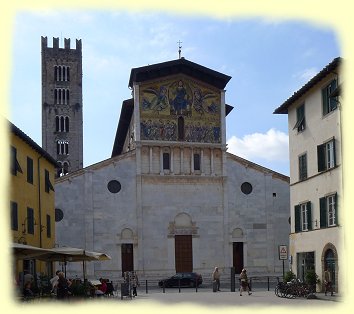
[142,86,168,114]
[193,88,218,115]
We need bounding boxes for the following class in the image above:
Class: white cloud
[293,67,318,82]
[227,128,289,162]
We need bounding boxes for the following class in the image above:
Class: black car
[158,272,203,288]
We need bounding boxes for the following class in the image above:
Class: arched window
[178,116,185,141]
[55,116,60,132]
[63,162,69,175]
[56,140,69,155]
[67,67,70,81]
[54,66,58,81]
[65,117,69,132]
[163,152,170,170]
[60,116,65,131]
[58,66,62,81]
[66,89,70,104]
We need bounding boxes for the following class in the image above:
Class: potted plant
[284,271,296,283]
[305,270,320,296]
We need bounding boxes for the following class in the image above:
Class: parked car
[158,272,203,288]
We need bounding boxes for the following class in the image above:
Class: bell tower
[41,36,83,176]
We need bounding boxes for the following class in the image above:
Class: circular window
[107,180,121,193]
[241,182,253,195]
[55,208,64,222]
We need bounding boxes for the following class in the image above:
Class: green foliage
[284,271,296,282]
[305,270,320,285]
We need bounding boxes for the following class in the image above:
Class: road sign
[279,245,288,260]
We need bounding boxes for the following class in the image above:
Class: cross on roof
[177,40,182,59]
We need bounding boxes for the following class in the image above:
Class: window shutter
[320,197,327,228]
[322,87,328,115]
[317,144,326,172]
[334,192,338,225]
[307,202,312,230]
[332,138,337,167]
[329,80,338,111]
[295,205,301,233]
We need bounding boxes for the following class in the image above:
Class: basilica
[54,54,290,281]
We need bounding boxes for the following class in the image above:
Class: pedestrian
[324,268,334,296]
[50,270,60,295]
[239,269,252,296]
[131,271,140,297]
[56,271,71,300]
[212,267,221,292]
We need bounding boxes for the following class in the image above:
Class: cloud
[227,128,289,162]
[293,67,318,82]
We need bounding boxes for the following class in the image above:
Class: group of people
[212,267,252,295]
[50,270,73,299]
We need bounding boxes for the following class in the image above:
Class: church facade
[54,58,290,281]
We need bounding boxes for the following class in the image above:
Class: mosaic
[140,77,221,143]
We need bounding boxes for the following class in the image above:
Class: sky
[8,10,341,176]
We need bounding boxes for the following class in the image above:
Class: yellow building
[9,121,57,284]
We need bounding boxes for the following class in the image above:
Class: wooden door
[121,243,134,276]
[175,235,193,273]
[233,242,244,275]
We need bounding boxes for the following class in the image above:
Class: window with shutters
[322,79,338,116]
[45,169,54,193]
[317,138,336,172]
[27,157,33,184]
[10,201,18,231]
[320,193,338,228]
[298,153,307,181]
[27,207,34,235]
[11,146,23,176]
[46,214,51,238]
[293,103,305,132]
[294,201,312,232]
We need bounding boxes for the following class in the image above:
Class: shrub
[305,270,320,285]
[284,271,296,282]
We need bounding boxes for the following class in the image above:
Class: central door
[233,242,244,274]
[121,243,134,276]
[175,235,193,273]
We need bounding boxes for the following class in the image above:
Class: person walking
[324,268,334,296]
[212,267,221,292]
[131,271,140,297]
[239,269,252,296]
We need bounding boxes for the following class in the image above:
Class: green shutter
[307,202,312,230]
[320,197,327,228]
[295,205,301,233]
[322,87,328,115]
[317,144,326,172]
[334,193,338,225]
[332,138,337,167]
[329,80,338,111]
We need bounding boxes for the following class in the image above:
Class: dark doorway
[324,249,336,290]
[233,242,244,274]
[121,243,134,276]
[175,235,193,273]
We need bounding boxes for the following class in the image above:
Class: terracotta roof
[273,57,342,114]
[9,120,59,167]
